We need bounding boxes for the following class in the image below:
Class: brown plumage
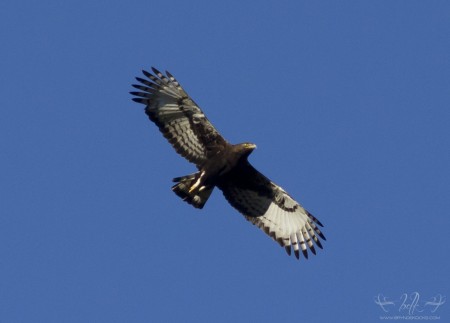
[130,67,325,260]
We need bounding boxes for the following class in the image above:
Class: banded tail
[172,172,214,209]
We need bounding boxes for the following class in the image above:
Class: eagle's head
[235,142,257,159]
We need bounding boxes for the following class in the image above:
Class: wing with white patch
[131,68,229,167]
[217,162,326,259]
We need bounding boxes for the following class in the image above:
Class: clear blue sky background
[1,1,449,322]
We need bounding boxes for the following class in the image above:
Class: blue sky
[1,1,449,322]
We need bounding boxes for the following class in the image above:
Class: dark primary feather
[130,68,229,168]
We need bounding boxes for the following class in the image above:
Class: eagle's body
[131,68,325,260]
[172,142,256,209]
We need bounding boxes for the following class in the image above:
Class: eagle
[130,68,325,260]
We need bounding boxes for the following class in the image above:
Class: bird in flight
[130,68,325,260]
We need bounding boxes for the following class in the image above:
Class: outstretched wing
[131,68,229,167]
[217,162,326,260]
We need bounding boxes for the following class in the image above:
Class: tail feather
[172,172,214,209]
